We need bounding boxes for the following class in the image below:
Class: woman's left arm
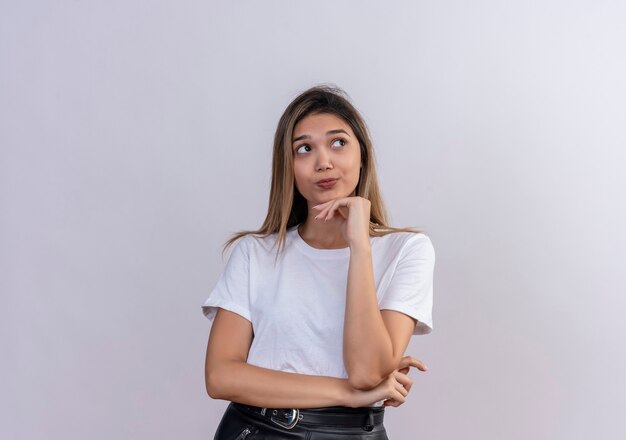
[344,244,420,390]
[313,197,418,390]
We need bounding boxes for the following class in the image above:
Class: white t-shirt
[201,224,435,407]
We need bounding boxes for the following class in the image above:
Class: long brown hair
[221,83,423,263]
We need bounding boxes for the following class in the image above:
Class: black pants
[213,401,389,439]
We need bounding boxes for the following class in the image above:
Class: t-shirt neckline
[289,225,351,259]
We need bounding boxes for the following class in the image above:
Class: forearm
[207,360,354,408]
[344,244,394,388]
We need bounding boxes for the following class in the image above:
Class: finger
[324,201,337,221]
[314,204,333,221]
[312,207,324,220]
[327,198,351,221]
[394,380,408,397]
[384,378,407,404]
[319,200,337,221]
[393,370,411,382]
[391,373,409,396]
[392,388,407,404]
[393,371,413,392]
[398,356,428,372]
[311,202,329,211]
[327,199,348,221]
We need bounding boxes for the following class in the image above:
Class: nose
[315,149,333,171]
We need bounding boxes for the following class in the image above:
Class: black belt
[232,402,385,431]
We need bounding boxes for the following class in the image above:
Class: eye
[332,138,347,148]
[294,138,347,155]
[295,144,311,154]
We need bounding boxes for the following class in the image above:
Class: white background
[2,1,625,439]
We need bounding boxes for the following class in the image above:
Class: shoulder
[377,231,435,260]
[404,232,435,259]
[232,231,282,257]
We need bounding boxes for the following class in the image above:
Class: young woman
[202,85,435,439]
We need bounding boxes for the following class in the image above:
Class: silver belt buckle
[269,408,300,429]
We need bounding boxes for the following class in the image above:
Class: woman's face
[291,112,361,206]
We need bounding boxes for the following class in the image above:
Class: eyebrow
[292,129,350,144]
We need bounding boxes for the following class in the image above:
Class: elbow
[205,360,245,400]
[347,361,397,391]
[347,371,384,391]
[205,368,225,399]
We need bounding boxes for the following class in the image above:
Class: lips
[316,179,338,189]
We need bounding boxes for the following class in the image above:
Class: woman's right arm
[205,308,405,408]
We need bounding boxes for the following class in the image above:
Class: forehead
[293,113,351,135]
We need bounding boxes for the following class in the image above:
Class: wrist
[349,241,371,254]
[339,379,357,408]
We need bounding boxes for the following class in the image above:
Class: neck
[297,220,348,249]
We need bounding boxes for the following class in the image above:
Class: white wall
[2,1,625,439]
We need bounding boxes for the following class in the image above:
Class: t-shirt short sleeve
[201,236,252,327]
[379,234,435,335]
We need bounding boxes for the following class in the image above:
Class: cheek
[343,156,360,175]
[293,163,302,180]
[293,164,306,187]
[342,147,360,167]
